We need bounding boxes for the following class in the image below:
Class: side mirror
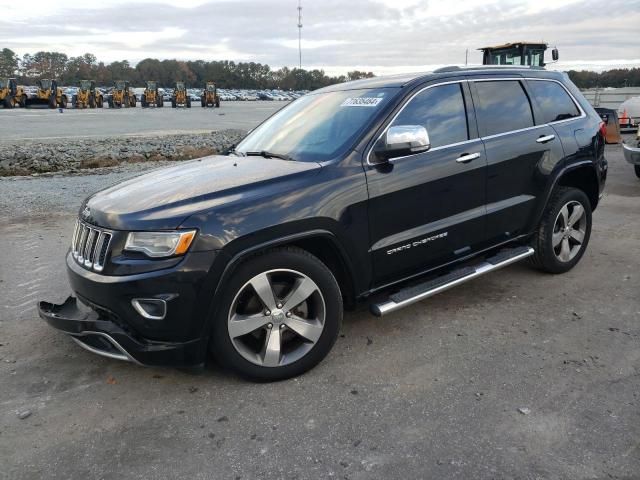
[374,125,430,162]
[552,48,559,61]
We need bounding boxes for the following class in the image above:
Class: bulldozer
[108,80,136,108]
[72,80,103,109]
[141,81,163,108]
[201,82,220,108]
[0,78,27,108]
[25,79,68,108]
[171,81,191,108]
[479,42,558,67]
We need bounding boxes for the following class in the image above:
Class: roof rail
[433,65,545,73]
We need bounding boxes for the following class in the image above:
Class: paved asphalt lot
[1,141,639,479]
[0,102,285,142]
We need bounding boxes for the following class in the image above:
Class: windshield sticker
[341,97,383,107]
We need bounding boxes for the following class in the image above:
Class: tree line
[1,48,637,90]
[0,48,374,90]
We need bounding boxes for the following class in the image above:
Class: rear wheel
[59,95,67,109]
[528,187,592,274]
[89,94,96,108]
[186,97,191,108]
[141,95,148,108]
[210,247,342,381]
[635,165,640,179]
[171,98,176,108]
[201,96,206,108]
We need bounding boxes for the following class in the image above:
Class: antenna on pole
[297,0,303,69]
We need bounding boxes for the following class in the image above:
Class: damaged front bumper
[38,296,207,366]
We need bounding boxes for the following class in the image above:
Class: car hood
[82,155,321,230]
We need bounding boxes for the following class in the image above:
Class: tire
[141,95,148,108]
[19,95,26,108]
[157,97,163,108]
[59,95,67,109]
[201,97,205,108]
[89,94,96,108]
[130,96,136,108]
[210,247,342,381]
[171,99,176,108]
[635,165,640,179]
[187,98,191,108]
[72,94,78,108]
[108,98,114,108]
[97,97,103,108]
[528,187,592,274]
[48,96,56,109]
[215,99,220,108]
[3,97,13,109]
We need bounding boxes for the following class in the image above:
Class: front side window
[390,83,469,149]
[474,80,534,136]
[528,80,581,124]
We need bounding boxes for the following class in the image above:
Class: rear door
[470,78,565,244]
[365,80,487,285]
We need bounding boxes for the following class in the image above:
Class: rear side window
[474,80,534,136]
[528,80,581,124]
[392,83,468,148]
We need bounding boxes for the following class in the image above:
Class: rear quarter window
[528,80,581,124]
[474,80,534,136]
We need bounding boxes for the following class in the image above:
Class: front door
[365,81,487,285]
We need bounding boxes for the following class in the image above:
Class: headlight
[124,230,196,258]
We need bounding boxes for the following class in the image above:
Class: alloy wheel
[552,200,587,263]
[227,269,326,367]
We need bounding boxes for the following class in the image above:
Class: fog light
[131,298,167,320]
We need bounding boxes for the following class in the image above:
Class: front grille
[71,219,113,272]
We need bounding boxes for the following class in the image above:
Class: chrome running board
[370,246,534,317]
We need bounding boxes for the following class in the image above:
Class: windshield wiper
[245,150,295,161]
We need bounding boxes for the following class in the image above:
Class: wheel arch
[556,163,600,211]
[216,230,356,310]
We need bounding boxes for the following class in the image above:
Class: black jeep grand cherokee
[40,67,607,380]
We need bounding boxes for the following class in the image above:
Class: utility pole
[297,0,303,69]
[465,49,468,66]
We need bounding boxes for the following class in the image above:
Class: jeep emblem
[82,206,90,218]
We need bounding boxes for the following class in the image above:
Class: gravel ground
[0,130,245,176]
[0,141,639,479]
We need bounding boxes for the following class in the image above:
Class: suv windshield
[236,88,395,162]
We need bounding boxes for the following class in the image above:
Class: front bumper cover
[38,296,207,366]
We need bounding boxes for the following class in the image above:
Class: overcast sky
[2,0,639,74]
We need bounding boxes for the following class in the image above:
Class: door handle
[536,134,556,143]
[456,152,481,164]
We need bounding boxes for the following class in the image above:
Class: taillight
[599,121,607,137]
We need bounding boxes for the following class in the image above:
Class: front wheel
[635,165,640,179]
[528,187,592,274]
[210,247,342,381]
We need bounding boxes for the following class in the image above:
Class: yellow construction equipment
[1,78,27,108]
[479,42,558,67]
[108,80,136,108]
[141,81,163,108]
[201,82,220,108]
[25,79,68,108]
[72,80,103,109]
[171,81,191,108]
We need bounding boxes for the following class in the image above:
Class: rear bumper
[38,296,208,366]
[622,142,640,165]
